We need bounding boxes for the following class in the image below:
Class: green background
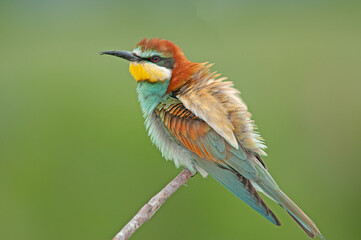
[1,1,360,239]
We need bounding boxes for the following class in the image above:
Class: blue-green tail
[195,157,281,226]
[259,184,326,240]
[195,157,325,239]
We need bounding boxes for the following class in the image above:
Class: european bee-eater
[101,38,325,239]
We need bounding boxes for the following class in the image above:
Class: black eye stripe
[142,56,175,69]
[147,56,162,62]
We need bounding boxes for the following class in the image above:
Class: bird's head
[101,38,201,93]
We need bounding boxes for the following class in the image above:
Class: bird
[100,38,325,239]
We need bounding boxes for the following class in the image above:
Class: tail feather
[195,150,325,239]
[195,158,281,225]
[280,190,325,240]
[286,210,316,238]
[259,184,325,240]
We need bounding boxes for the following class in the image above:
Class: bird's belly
[145,112,200,174]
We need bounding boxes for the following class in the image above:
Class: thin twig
[112,169,194,240]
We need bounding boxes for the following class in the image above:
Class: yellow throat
[129,62,171,82]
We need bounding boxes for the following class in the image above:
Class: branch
[112,169,194,240]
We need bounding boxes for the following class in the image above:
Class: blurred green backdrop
[1,0,361,239]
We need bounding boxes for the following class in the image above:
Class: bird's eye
[151,56,160,62]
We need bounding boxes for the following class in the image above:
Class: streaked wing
[196,157,280,226]
[155,97,280,225]
[178,64,267,157]
[156,97,225,161]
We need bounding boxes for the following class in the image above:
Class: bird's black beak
[100,50,141,62]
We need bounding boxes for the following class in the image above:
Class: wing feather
[178,64,267,156]
[155,97,280,225]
